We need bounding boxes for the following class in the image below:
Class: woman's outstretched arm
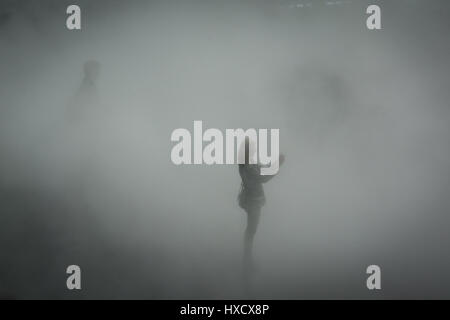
[246,154,285,183]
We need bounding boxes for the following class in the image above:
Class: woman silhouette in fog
[65,60,102,211]
[67,60,101,125]
[238,137,285,271]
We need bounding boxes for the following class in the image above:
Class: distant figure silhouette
[65,60,101,211]
[238,137,285,272]
[67,60,101,125]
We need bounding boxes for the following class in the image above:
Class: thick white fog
[1,0,450,298]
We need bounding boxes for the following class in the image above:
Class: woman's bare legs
[244,205,261,271]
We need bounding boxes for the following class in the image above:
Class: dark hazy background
[1,0,450,299]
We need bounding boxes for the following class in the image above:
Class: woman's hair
[83,60,101,80]
[238,136,256,164]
